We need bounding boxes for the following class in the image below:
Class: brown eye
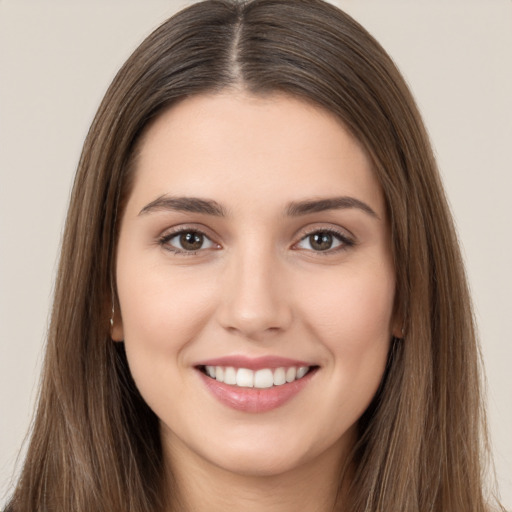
[295,229,353,253]
[309,233,334,251]
[160,229,216,254]
[180,231,204,251]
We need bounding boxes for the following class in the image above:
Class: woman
[4,0,504,511]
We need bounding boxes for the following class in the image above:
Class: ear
[111,319,124,342]
[390,299,405,340]
[391,321,404,340]
[109,304,124,342]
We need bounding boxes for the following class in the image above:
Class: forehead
[127,91,385,218]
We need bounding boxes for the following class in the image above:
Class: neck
[163,433,354,512]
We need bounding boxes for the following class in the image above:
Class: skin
[113,91,400,511]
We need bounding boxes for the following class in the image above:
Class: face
[113,92,399,478]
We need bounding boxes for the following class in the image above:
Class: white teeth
[205,365,311,388]
[285,367,297,382]
[236,368,254,388]
[254,369,274,388]
[273,367,286,386]
[296,366,308,379]
[224,366,237,385]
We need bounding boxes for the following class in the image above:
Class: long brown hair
[6,1,499,510]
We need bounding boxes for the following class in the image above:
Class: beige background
[1,0,511,508]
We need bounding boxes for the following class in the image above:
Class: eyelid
[158,224,221,254]
[157,222,355,256]
[291,225,356,253]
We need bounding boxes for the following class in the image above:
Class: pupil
[180,232,203,250]
[311,233,332,251]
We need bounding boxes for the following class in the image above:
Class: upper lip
[194,355,315,371]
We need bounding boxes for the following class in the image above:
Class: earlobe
[109,303,124,342]
[110,317,124,342]
[393,327,404,340]
[391,295,406,340]
[391,312,405,340]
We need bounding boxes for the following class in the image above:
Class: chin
[209,446,311,478]
[194,423,349,479]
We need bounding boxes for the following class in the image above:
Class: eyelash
[158,227,218,256]
[158,227,355,256]
[294,227,355,255]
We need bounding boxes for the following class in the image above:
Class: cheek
[306,261,395,341]
[117,260,217,342]
[297,260,395,379]
[115,263,221,423]
[278,260,395,451]
[115,260,218,391]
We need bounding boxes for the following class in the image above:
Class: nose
[216,247,293,340]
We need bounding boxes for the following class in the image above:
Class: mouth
[195,358,319,413]
[197,364,317,389]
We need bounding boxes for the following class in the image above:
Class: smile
[201,365,311,389]
[195,357,319,413]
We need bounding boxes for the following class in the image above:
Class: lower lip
[198,369,316,413]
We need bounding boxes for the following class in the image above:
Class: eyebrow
[139,195,227,217]
[138,194,378,219]
[285,196,379,219]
